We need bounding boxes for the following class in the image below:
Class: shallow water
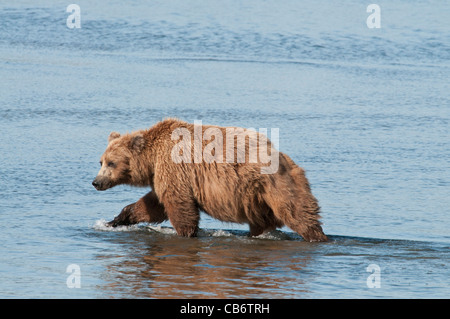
[0,0,449,298]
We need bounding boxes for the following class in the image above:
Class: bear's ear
[108,132,121,143]
[130,134,145,153]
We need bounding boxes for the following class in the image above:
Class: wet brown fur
[93,118,327,242]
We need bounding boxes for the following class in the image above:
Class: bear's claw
[106,203,136,227]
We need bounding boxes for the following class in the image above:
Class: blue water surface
[0,0,449,298]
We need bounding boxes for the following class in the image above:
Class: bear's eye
[99,161,103,166]
[107,161,115,168]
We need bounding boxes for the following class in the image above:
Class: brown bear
[92,118,327,242]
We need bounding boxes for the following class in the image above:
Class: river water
[0,0,449,298]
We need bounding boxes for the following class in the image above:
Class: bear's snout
[92,177,108,191]
[92,178,101,190]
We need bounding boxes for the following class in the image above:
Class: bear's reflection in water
[96,227,317,298]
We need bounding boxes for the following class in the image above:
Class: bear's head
[92,131,145,191]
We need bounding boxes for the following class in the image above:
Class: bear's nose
[92,179,100,189]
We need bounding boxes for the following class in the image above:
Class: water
[0,0,449,298]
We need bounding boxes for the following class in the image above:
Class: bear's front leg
[248,224,264,237]
[162,197,200,237]
[107,191,167,227]
[107,203,137,227]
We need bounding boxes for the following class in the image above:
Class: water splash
[93,219,300,240]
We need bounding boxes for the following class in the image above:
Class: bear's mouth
[92,178,112,191]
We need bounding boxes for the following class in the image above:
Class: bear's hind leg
[263,191,328,242]
[280,203,327,242]
[107,191,167,227]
